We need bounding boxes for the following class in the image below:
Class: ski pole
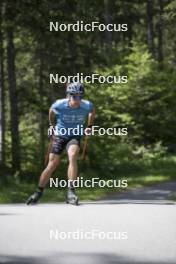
[44,138,53,167]
[81,136,88,160]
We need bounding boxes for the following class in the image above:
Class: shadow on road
[0,252,173,264]
[0,213,20,216]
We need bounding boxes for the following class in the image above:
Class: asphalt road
[0,182,176,264]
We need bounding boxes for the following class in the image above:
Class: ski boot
[26,188,43,205]
[66,187,79,206]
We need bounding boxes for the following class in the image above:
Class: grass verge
[0,154,176,203]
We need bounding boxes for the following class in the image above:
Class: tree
[6,2,20,171]
[157,0,164,69]
[103,0,112,50]
[146,0,155,57]
[0,7,5,165]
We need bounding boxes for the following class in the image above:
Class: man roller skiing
[26,82,95,205]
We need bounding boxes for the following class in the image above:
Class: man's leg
[67,144,80,181]
[27,153,60,204]
[66,144,80,205]
[39,153,60,187]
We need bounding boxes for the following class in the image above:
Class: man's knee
[68,146,79,162]
[48,154,60,169]
[49,159,60,168]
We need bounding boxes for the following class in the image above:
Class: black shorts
[50,136,81,155]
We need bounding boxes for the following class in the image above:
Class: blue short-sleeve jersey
[51,98,93,138]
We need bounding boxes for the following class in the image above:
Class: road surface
[0,182,176,264]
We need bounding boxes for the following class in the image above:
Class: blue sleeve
[51,101,60,114]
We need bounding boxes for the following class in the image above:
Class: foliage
[0,0,176,195]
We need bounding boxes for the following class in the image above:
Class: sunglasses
[70,94,82,100]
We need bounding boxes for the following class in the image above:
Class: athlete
[26,82,95,205]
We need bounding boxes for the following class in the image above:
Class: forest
[0,0,176,202]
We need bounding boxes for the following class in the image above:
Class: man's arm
[49,109,55,126]
[87,108,95,127]
[47,109,56,138]
[45,109,56,166]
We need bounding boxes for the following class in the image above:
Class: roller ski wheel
[66,188,79,206]
[26,189,43,205]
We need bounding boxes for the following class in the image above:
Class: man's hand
[84,125,92,136]
[48,125,55,138]
[84,108,95,136]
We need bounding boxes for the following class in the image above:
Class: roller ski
[66,187,79,206]
[26,188,43,205]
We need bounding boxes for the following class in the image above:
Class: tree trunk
[7,27,20,171]
[0,9,5,165]
[146,0,155,57]
[39,47,45,167]
[157,0,164,69]
[127,22,133,47]
[104,0,112,49]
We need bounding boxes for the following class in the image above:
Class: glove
[48,125,55,138]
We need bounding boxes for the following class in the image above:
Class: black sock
[37,186,44,192]
[68,181,74,189]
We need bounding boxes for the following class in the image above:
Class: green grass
[0,154,176,203]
